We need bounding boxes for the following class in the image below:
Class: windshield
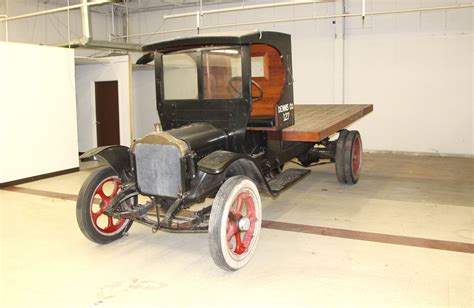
[163,53,198,100]
[162,47,243,100]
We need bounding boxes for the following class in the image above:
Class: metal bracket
[163,198,185,226]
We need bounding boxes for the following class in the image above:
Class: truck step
[268,168,311,193]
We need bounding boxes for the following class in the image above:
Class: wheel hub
[238,217,250,231]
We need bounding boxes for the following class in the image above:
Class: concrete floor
[0,153,473,307]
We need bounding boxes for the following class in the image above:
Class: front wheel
[209,176,262,271]
[76,166,133,244]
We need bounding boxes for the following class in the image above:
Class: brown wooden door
[95,81,120,146]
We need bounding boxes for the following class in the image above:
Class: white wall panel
[345,33,472,155]
[0,42,78,183]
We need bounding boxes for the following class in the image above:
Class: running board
[268,168,311,193]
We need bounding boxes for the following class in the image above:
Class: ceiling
[28,0,242,12]
[119,0,243,14]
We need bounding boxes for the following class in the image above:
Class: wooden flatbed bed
[280,104,373,142]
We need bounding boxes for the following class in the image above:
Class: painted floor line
[3,186,473,254]
[3,186,78,201]
[261,220,474,254]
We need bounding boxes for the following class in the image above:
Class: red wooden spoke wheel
[225,192,257,255]
[76,167,133,244]
[209,176,262,271]
[90,177,127,235]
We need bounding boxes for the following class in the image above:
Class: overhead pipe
[0,15,7,40]
[63,40,142,51]
[163,0,335,20]
[113,0,239,15]
[200,3,474,30]
[361,0,366,22]
[124,0,130,42]
[116,3,474,40]
[0,0,112,22]
[0,0,142,51]
[110,4,115,41]
[1,0,8,41]
[56,0,142,51]
[80,0,92,45]
[116,27,197,40]
[67,0,71,47]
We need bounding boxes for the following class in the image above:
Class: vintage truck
[77,31,373,271]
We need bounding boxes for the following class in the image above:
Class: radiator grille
[135,143,182,198]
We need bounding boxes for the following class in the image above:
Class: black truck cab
[145,30,296,142]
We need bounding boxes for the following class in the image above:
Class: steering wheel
[227,76,264,102]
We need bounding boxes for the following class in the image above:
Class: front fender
[80,146,133,181]
[197,150,249,175]
[197,150,274,196]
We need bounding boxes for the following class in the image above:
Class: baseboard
[365,149,473,159]
[0,167,80,188]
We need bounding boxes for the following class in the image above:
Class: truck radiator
[134,143,183,198]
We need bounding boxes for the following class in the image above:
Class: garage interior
[0,0,472,307]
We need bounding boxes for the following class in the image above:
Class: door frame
[88,56,133,148]
[90,80,121,148]
[91,79,124,148]
[93,80,121,147]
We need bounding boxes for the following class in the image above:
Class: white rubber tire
[209,176,262,271]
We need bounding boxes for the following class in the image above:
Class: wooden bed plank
[281,104,373,142]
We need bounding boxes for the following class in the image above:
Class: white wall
[75,56,132,152]
[0,42,78,183]
[344,0,473,156]
[132,69,160,138]
[128,0,473,156]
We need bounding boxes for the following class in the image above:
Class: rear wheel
[335,129,349,183]
[76,167,133,244]
[343,130,363,184]
[335,130,363,184]
[209,176,262,271]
